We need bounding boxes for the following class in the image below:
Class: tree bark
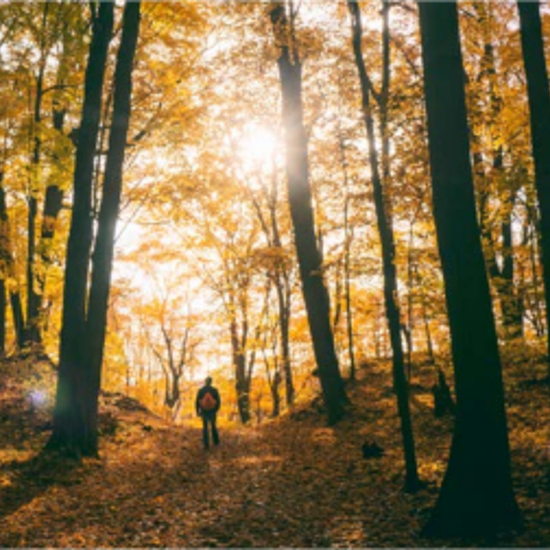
[0,182,25,350]
[517,0,550,372]
[48,2,114,456]
[348,0,420,492]
[418,1,521,536]
[473,3,523,340]
[277,273,293,405]
[83,0,141,456]
[267,166,295,405]
[270,2,347,424]
[25,2,50,346]
[337,123,357,380]
[231,318,251,423]
[0,279,5,356]
[35,15,76,335]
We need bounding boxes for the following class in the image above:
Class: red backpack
[200,390,217,412]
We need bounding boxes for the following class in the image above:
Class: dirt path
[0,416,430,548]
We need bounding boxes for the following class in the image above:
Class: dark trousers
[202,412,219,448]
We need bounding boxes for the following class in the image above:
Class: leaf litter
[0,352,549,547]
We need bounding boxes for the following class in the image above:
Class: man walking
[195,376,221,449]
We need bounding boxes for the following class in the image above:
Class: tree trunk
[526,208,545,337]
[35,16,75,333]
[344,240,356,380]
[269,361,282,418]
[517,0,550,372]
[418,1,521,536]
[275,273,294,406]
[501,207,524,339]
[0,182,25,350]
[83,0,141,456]
[232,318,251,423]
[418,271,436,365]
[337,124,357,380]
[268,166,295,406]
[270,3,347,424]
[348,0,420,492]
[0,279,5,356]
[472,4,523,340]
[48,2,114,456]
[25,3,50,347]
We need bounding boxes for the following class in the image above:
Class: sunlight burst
[239,125,278,166]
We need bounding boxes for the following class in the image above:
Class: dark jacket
[196,385,221,415]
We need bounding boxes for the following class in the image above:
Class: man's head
[205,376,213,386]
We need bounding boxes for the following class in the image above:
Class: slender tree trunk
[232,318,251,423]
[418,271,436,365]
[229,290,252,424]
[35,17,75,330]
[276,274,294,405]
[337,124,357,380]
[270,2,347,424]
[0,169,7,354]
[332,260,343,336]
[501,204,524,339]
[418,1,521,535]
[474,3,523,340]
[517,0,550,372]
[348,0,420,492]
[406,222,415,378]
[48,3,114,455]
[83,0,141,456]
[269,357,282,418]
[271,376,281,417]
[0,183,25,349]
[0,154,9,358]
[527,209,545,336]
[262,328,282,417]
[269,166,295,406]
[344,244,356,380]
[0,279,5,356]
[25,3,50,346]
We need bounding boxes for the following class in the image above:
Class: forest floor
[0,349,549,547]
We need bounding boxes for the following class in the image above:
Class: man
[195,376,221,449]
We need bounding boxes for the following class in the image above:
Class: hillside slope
[0,352,548,547]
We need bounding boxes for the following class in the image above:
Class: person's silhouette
[195,376,221,449]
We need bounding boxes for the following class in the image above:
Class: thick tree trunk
[83,0,141,456]
[270,3,347,424]
[348,0,420,492]
[418,1,521,536]
[48,2,114,456]
[517,0,550,372]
